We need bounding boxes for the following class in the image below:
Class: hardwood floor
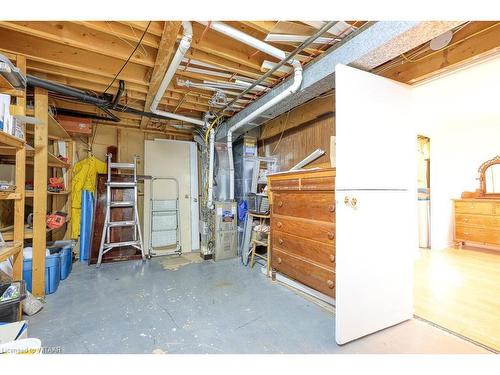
[414,247,500,352]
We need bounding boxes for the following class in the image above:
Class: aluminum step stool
[97,154,146,267]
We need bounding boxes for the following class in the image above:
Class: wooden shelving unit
[1,58,73,297]
[0,55,26,283]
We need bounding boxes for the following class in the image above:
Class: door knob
[329,254,335,263]
[327,280,334,289]
[327,232,335,240]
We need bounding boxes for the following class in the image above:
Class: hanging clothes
[71,155,106,238]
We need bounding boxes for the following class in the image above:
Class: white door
[335,64,417,344]
[144,139,200,254]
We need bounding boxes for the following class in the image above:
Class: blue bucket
[23,254,61,295]
[59,246,73,280]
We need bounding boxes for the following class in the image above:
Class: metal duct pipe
[27,75,109,106]
[150,21,205,126]
[207,128,215,209]
[0,53,26,89]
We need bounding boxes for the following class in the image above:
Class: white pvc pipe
[227,60,303,199]
[150,21,204,126]
[290,148,325,170]
[198,21,286,61]
[207,128,215,209]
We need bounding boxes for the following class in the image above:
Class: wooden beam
[32,87,48,297]
[240,21,277,34]
[191,23,273,72]
[75,21,161,49]
[0,21,157,68]
[12,55,26,281]
[377,21,500,84]
[141,21,182,129]
[119,21,165,37]
[0,28,150,86]
[260,94,334,140]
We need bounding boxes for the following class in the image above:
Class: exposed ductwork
[200,21,313,200]
[149,21,205,127]
[227,60,303,199]
[207,128,216,209]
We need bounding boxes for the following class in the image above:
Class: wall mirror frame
[478,155,500,198]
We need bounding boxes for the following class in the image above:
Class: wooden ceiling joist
[377,21,500,84]
[140,21,182,129]
[0,21,158,68]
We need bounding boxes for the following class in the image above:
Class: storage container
[59,246,73,280]
[0,281,26,323]
[23,254,61,295]
[247,193,270,215]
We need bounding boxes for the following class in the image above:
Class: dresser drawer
[454,201,495,215]
[455,225,500,245]
[455,214,499,228]
[495,203,500,215]
[272,248,335,297]
[268,178,300,191]
[272,192,335,222]
[272,230,335,268]
[300,176,335,191]
[273,215,335,243]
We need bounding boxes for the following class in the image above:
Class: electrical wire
[103,21,152,94]
[271,109,290,154]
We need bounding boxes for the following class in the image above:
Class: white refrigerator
[334,64,418,344]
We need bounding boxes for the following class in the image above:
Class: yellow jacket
[71,155,106,238]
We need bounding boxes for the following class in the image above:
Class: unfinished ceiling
[0,21,498,139]
[0,21,363,136]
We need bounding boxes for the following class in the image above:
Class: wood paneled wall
[259,95,335,171]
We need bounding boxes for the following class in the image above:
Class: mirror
[478,156,500,197]
[485,164,500,193]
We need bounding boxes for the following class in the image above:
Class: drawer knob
[328,205,335,213]
[277,222,282,228]
[328,232,335,240]
[330,254,335,262]
[278,201,284,207]
[327,280,334,289]
[279,238,284,245]
[277,257,282,264]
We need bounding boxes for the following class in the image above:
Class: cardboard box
[56,115,93,135]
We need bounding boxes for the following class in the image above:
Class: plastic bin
[59,246,73,280]
[0,281,27,323]
[23,254,61,295]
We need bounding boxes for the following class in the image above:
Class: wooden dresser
[268,168,335,297]
[453,199,500,248]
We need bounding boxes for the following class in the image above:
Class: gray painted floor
[27,255,489,354]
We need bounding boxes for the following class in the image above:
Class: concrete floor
[27,255,490,354]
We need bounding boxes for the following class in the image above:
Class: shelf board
[25,190,71,198]
[0,224,60,241]
[0,242,22,262]
[0,191,21,200]
[25,110,71,140]
[0,131,25,149]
